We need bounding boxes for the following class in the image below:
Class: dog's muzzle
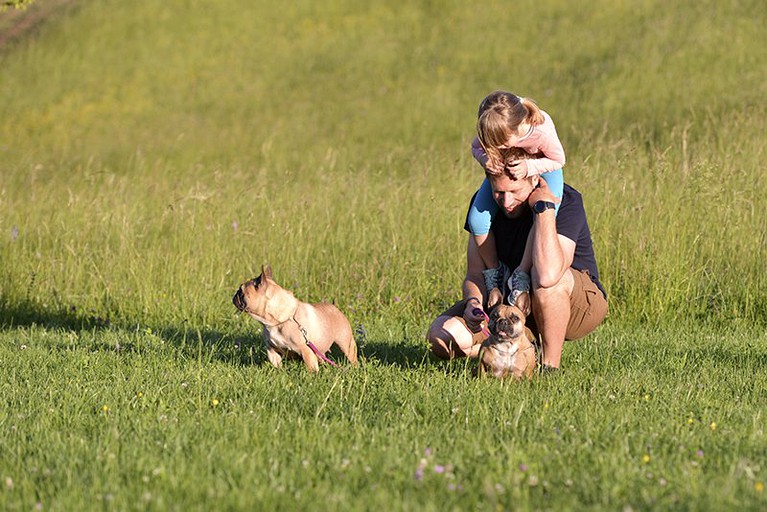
[492,314,522,337]
[232,289,247,311]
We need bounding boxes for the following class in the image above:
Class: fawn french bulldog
[232,265,357,372]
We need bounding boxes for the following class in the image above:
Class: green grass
[1,0,766,510]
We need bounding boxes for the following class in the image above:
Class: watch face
[534,201,553,213]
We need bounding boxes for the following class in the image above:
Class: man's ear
[531,175,541,188]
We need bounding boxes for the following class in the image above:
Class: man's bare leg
[531,269,574,368]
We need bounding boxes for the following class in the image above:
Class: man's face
[488,173,537,218]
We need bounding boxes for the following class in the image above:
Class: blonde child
[467,91,566,305]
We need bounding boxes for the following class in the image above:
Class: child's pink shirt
[471,110,565,176]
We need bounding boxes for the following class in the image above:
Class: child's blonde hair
[477,91,545,172]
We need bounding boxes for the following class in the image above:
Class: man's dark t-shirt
[465,183,606,298]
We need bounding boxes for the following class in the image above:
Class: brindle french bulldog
[478,303,537,380]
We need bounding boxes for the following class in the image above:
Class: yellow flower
[755,482,764,493]
[642,455,651,464]
[687,418,694,425]
[211,399,220,407]
[137,392,144,398]
[710,422,717,431]
[102,405,110,413]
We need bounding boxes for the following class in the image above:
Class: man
[427,169,607,370]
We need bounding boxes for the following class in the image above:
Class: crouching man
[426,168,608,370]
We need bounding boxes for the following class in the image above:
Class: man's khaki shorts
[438,268,607,343]
[566,268,608,341]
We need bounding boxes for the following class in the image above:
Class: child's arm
[472,137,503,174]
[520,135,565,176]
[471,136,489,168]
[510,114,566,177]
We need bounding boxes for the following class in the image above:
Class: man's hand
[527,177,560,206]
[463,298,487,334]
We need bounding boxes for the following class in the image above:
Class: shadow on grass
[359,341,431,369]
[0,298,263,365]
[0,298,111,331]
[0,298,466,371]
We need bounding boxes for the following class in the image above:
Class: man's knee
[532,269,573,304]
[426,316,474,360]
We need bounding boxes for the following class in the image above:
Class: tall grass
[1,0,765,328]
[1,0,766,510]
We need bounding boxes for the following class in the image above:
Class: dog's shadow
[1,298,455,371]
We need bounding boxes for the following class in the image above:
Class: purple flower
[519,464,528,472]
[414,468,423,481]
[434,465,445,474]
[696,449,704,458]
[424,447,432,457]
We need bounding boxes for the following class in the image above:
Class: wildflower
[5,477,13,490]
[11,226,19,241]
[102,405,110,414]
[414,468,424,481]
[642,455,651,464]
[687,418,694,425]
[137,392,144,398]
[519,464,528,472]
[211,399,219,407]
[696,449,704,458]
[434,465,445,474]
[424,447,432,457]
[644,394,650,401]
[755,482,764,492]
[710,422,717,431]
[20,344,27,350]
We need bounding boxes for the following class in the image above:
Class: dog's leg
[336,329,358,366]
[477,346,489,378]
[265,346,283,368]
[299,344,320,373]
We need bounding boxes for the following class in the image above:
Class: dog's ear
[487,288,503,312]
[262,265,273,279]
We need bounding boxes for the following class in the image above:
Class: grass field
[1,0,766,510]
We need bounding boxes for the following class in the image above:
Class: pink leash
[294,318,339,367]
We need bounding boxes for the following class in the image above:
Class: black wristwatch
[533,200,556,214]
